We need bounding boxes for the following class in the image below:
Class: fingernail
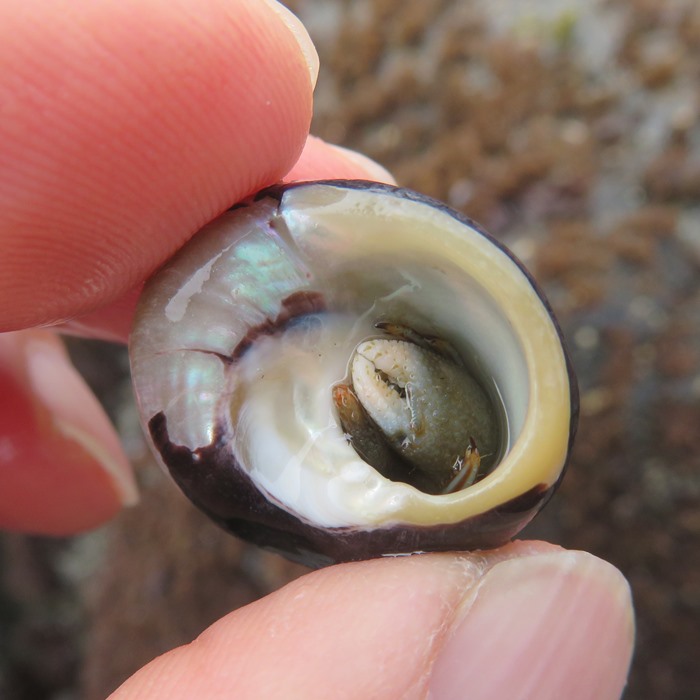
[262,0,319,89]
[0,330,138,505]
[24,333,139,508]
[429,552,635,700]
[331,144,397,184]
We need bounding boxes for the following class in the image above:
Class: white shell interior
[130,183,572,528]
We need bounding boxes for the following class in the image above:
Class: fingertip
[429,547,635,700]
[0,0,315,331]
[327,144,398,184]
[109,546,633,700]
[0,330,137,534]
[286,135,397,184]
[110,554,471,700]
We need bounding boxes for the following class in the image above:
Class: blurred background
[1,0,699,697]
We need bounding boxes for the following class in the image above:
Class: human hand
[0,1,634,698]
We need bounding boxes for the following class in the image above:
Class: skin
[0,2,635,698]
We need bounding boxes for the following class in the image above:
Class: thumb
[109,542,634,700]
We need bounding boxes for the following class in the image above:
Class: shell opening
[130,182,572,532]
[218,185,532,527]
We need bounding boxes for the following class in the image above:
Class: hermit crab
[129,181,578,567]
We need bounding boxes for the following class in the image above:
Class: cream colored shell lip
[130,180,579,568]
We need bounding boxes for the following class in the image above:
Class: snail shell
[129,181,578,567]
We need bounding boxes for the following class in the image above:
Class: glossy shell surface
[129,181,578,567]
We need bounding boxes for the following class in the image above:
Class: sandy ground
[1,1,699,698]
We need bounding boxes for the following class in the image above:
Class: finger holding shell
[129,181,578,567]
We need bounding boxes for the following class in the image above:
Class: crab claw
[447,437,482,491]
[332,384,404,482]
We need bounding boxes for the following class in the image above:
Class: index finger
[0,0,317,331]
